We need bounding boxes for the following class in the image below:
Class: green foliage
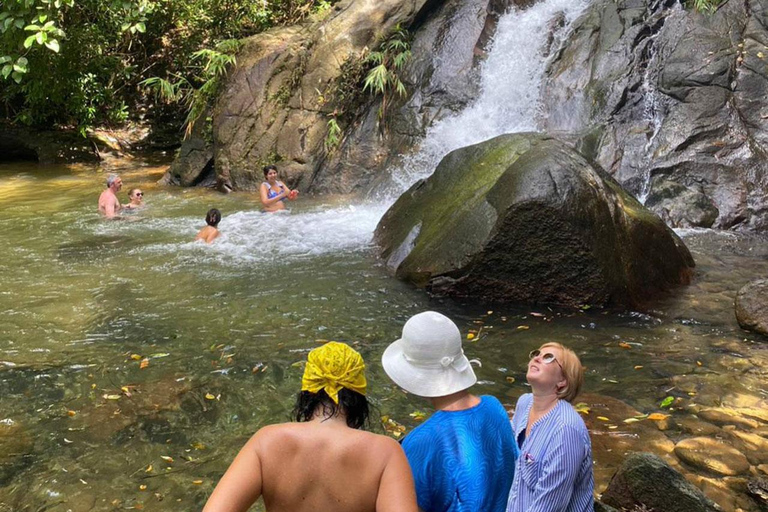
[0,0,340,133]
[689,0,723,13]
[324,116,341,151]
[363,24,411,123]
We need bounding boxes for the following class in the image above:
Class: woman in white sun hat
[382,311,518,512]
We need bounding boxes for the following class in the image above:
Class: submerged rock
[698,407,761,430]
[374,133,694,307]
[601,452,720,512]
[736,279,768,336]
[0,421,34,485]
[674,437,751,476]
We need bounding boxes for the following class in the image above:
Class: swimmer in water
[123,188,144,210]
[195,208,221,243]
[260,164,298,213]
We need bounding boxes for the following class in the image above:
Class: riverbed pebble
[728,430,768,465]
[698,407,760,430]
[674,437,751,476]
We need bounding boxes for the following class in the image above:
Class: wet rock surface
[736,279,768,336]
[674,437,751,476]
[0,422,34,485]
[374,132,694,307]
[541,0,768,231]
[601,452,720,512]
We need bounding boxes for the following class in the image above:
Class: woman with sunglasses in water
[506,343,594,512]
[123,189,144,210]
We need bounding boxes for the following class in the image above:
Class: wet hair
[129,188,142,199]
[262,164,278,178]
[205,208,221,227]
[539,342,584,403]
[292,388,370,429]
[106,174,120,188]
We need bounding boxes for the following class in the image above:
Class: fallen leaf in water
[659,396,675,408]
[192,480,203,485]
[67,410,77,417]
[150,353,170,358]
[487,311,493,315]
[135,504,144,510]
[140,358,149,369]
[466,333,475,340]
[63,438,74,443]
[161,456,174,463]
[501,317,507,321]
[130,354,142,360]
[409,411,427,421]
[608,425,618,429]
[139,484,147,491]
[103,394,121,400]
[597,416,610,421]
[517,325,529,330]
[91,383,97,389]
[634,365,643,370]
[648,413,669,421]
[191,442,206,450]
[290,361,304,368]
[618,342,631,349]
[574,403,590,414]
[145,465,153,473]
[530,312,545,317]
[696,361,702,366]
[505,376,515,383]
[205,393,215,400]
[623,418,641,423]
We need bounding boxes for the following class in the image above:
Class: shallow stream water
[0,159,766,511]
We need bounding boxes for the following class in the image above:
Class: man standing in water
[203,342,418,512]
[98,174,122,218]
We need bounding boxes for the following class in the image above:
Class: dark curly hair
[292,388,369,429]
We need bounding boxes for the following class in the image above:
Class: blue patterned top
[402,395,517,512]
[505,394,594,512]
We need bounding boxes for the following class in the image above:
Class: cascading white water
[162,0,592,264]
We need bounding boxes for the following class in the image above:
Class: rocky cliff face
[540,0,768,231]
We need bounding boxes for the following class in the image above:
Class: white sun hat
[382,311,477,397]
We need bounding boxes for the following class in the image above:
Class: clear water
[0,160,766,511]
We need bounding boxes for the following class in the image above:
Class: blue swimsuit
[264,181,286,202]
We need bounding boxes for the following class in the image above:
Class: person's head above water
[128,188,143,202]
[106,174,122,190]
[263,164,278,181]
[205,208,221,227]
[293,341,369,429]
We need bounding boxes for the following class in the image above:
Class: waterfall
[163,0,593,264]
[384,0,592,197]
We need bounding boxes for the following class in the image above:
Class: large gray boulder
[601,453,720,512]
[541,0,768,231]
[735,278,768,336]
[373,132,694,308]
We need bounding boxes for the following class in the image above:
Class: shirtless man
[98,174,122,218]
[203,342,417,512]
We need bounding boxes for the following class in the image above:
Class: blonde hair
[539,342,584,403]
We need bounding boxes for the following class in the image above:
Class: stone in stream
[0,421,34,485]
[698,407,761,431]
[674,437,751,477]
[374,133,695,307]
[601,453,720,512]
[736,279,768,337]
[747,477,768,511]
[728,430,768,466]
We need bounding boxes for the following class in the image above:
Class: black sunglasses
[135,193,143,197]
[528,349,563,370]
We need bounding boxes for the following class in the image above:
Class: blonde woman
[506,343,594,512]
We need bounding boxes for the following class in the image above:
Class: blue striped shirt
[505,394,594,512]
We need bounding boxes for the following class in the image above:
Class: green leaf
[45,39,59,52]
[14,18,25,29]
[659,396,675,408]
[1,64,12,79]
[23,34,36,48]
[13,62,27,73]
[12,71,22,83]
[38,14,48,23]
[0,13,11,22]
[24,24,42,31]
[4,17,15,30]
[36,31,45,44]
[135,22,146,33]
[0,56,11,64]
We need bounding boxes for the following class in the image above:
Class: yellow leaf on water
[505,377,515,383]
[696,361,702,366]
[130,354,142,360]
[487,311,493,315]
[67,410,77,417]
[608,425,618,429]
[618,342,631,349]
[191,442,206,450]
[466,333,475,340]
[647,413,669,421]
[205,393,215,400]
[161,456,174,463]
[409,411,427,421]
[103,394,121,400]
[634,365,643,370]
[139,484,147,491]
[597,416,610,421]
[574,403,590,415]
[192,480,203,485]
[517,325,529,330]
[623,418,641,423]
[145,465,153,473]
[140,358,149,369]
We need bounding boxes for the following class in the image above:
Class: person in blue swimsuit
[382,311,518,512]
[260,164,298,212]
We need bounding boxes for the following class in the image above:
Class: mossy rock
[374,133,695,307]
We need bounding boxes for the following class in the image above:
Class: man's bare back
[203,417,416,512]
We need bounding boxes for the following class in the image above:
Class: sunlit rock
[674,437,751,476]
[374,133,695,307]
[698,407,760,431]
[729,430,768,465]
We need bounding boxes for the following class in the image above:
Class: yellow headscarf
[301,342,367,404]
